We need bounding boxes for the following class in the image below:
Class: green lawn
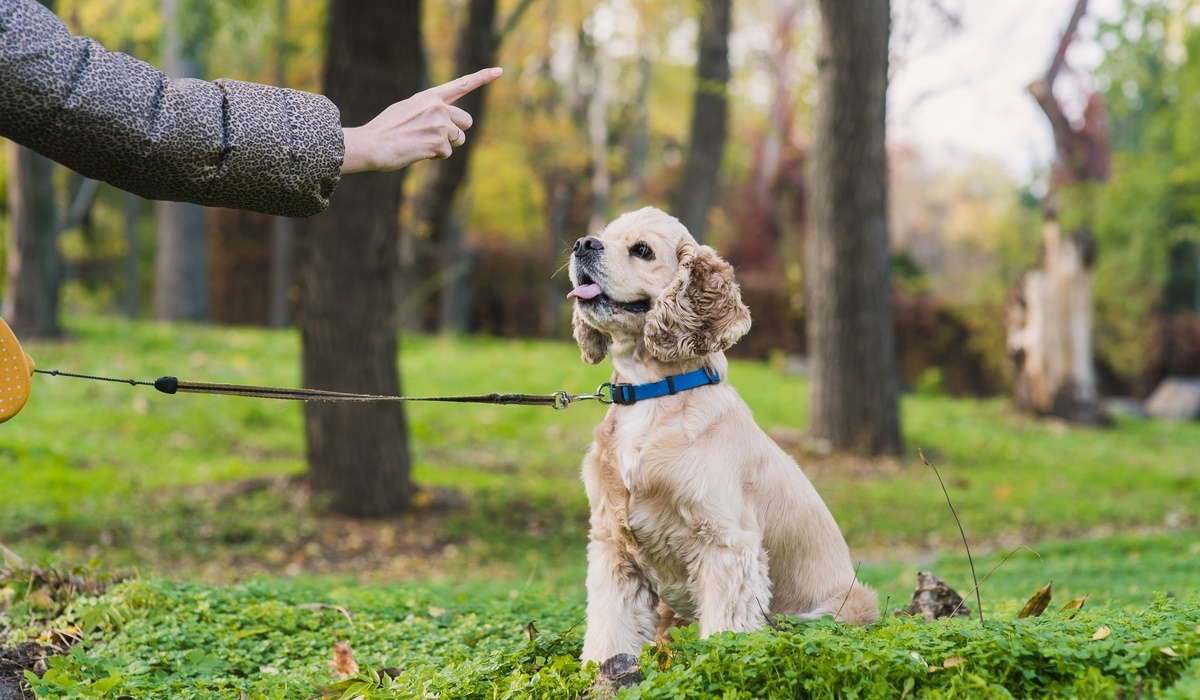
[2,316,1199,698]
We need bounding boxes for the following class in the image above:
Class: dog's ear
[644,243,751,362]
[573,306,610,364]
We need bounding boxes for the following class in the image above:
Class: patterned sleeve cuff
[207,79,345,217]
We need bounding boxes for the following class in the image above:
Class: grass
[2,315,1199,697]
[7,573,1199,699]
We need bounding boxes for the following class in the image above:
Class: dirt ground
[0,643,41,700]
[158,476,473,583]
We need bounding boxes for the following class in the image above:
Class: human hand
[341,67,504,174]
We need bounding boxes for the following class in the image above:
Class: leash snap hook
[554,385,614,410]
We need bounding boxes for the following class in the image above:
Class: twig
[945,545,1042,623]
[834,561,865,622]
[297,603,355,625]
[542,615,587,658]
[757,597,781,630]
[1044,0,1090,87]
[498,0,537,40]
[919,448,983,623]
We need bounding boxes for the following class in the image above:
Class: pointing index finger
[434,67,504,104]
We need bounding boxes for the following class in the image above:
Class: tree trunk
[541,175,575,338]
[671,0,731,244]
[154,0,208,322]
[580,18,610,234]
[207,208,271,325]
[3,143,61,339]
[807,0,902,456]
[1009,221,1103,422]
[622,52,652,209]
[123,192,142,319]
[296,0,419,517]
[154,199,209,321]
[1007,0,1108,425]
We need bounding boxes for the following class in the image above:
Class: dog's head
[567,207,751,365]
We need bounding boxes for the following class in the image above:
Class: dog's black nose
[573,237,605,257]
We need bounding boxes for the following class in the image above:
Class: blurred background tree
[1007,0,1110,425]
[1089,0,1200,394]
[153,0,216,322]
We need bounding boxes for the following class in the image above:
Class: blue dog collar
[602,367,721,406]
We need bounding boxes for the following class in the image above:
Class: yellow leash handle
[0,317,36,423]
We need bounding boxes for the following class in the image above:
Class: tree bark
[671,0,731,244]
[3,143,61,339]
[807,0,902,456]
[296,0,419,517]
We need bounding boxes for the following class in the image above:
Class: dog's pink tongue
[567,283,602,300]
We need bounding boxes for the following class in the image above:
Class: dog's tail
[795,580,880,627]
[831,580,880,626]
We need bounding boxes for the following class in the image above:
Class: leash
[2,316,718,423]
[31,368,614,411]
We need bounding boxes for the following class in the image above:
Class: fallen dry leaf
[655,638,673,671]
[1092,626,1111,641]
[1160,647,1177,657]
[327,640,360,679]
[1059,595,1088,619]
[943,656,967,668]
[1018,581,1052,619]
[36,625,83,646]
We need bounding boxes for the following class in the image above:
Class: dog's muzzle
[567,236,651,313]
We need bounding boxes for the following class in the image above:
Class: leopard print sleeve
[0,0,344,218]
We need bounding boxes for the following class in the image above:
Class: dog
[568,207,879,664]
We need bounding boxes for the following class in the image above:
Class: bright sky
[888,0,1122,182]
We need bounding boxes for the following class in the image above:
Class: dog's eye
[629,242,655,261]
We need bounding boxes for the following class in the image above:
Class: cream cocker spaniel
[568,207,879,664]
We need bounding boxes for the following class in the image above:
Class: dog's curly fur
[569,207,879,663]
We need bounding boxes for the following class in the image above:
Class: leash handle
[0,317,36,423]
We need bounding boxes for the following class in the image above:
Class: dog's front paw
[588,653,642,699]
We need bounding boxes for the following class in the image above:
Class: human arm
[0,0,342,217]
[340,67,503,175]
